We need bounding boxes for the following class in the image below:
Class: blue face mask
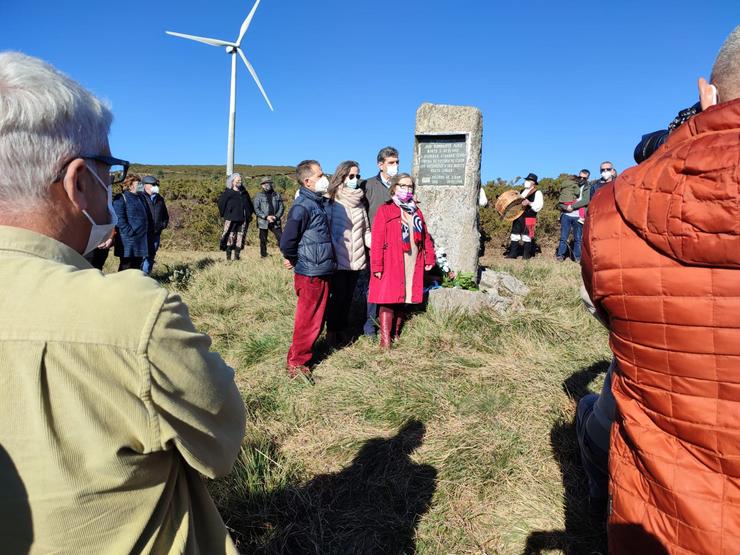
[345,177,359,189]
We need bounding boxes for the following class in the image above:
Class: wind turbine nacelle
[226,46,236,54]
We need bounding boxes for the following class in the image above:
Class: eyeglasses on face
[600,167,613,172]
[348,173,360,180]
[84,154,130,184]
[54,154,130,185]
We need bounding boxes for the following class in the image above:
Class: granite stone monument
[412,103,482,278]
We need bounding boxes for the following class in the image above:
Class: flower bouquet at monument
[425,246,479,292]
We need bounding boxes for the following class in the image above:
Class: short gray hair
[376,146,399,164]
[711,25,740,102]
[0,52,113,209]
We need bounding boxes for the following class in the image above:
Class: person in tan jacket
[582,26,740,554]
[325,160,371,345]
[0,52,246,554]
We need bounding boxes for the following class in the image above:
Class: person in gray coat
[253,176,285,258]
[361,146,399,337]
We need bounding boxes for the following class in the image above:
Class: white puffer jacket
[329,186,371,271]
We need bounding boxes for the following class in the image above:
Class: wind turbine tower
[167,0,273,176]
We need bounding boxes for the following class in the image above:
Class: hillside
[128,164,578,256]
[136,247,611,554]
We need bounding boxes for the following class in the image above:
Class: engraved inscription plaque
[416,134,468,187]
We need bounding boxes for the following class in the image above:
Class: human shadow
[523,360,610,555]
[0,443,33,554]
[228,420,437,554]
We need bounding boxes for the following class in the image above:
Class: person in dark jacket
[279,160,336,379]
[140,175,169,274]
[253,176,285,257]
[217,173,253,260]
[361,146,399,337]
[113,174,155,271]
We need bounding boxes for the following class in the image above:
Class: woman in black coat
[217,173,254,260]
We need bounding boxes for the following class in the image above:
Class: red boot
[378,306,394,350]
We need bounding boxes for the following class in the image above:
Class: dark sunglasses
[348,173,361,180]
[600,167,613,172]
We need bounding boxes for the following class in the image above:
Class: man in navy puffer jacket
[280,160,336,379]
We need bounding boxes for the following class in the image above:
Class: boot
[505,241,520,259]
[226,247,233,261]
[378,306,394,350]
[522,241,533,260]
[234,247,241,260]
[393,310,406,341]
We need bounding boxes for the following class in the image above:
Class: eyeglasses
[54,154,130,185]
[84,154,130,184]
[348,173,360,180]
[600,167,613,172]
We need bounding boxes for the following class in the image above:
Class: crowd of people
[277,152,436,378]
[504,163,618,262]
[0,22,738,554]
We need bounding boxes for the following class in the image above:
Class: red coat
[582,97,740,555]
[368,202,435,305]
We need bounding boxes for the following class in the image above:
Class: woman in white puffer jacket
[326,160,371,345]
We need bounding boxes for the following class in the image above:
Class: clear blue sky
[3,0,738,182]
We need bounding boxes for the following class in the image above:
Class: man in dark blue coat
[140,175,169,274]
[280,160,336,379]
[113,175,154,271]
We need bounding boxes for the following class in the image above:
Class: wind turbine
[166,0,273,177]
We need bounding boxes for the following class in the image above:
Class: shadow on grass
[226,420,437,554]
[523,360,610,555]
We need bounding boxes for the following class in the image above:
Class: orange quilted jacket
[582,97,740,554]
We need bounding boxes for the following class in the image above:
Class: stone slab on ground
[478,269,531,297]
[428,287,513,315]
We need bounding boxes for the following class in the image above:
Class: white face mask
[151,185,160,195]
[345,177,359,189]
[385,164,399,178]
[82,164,118,256]
[314,175,330,193]
[600,170,612,181]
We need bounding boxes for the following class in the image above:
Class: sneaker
[556,256,565,262]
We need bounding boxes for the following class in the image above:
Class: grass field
[145,246,612,554]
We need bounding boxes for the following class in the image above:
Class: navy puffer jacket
[281,187,336,277]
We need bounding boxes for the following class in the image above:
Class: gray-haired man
[0,52,245,554]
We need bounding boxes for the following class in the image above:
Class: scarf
[393,197,423,253]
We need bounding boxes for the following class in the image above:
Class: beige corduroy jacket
[0,225,246,555]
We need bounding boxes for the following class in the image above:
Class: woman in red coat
[368,173,435,349]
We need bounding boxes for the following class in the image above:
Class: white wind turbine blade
[237,48,274,111]
[236,0,262,46]
[165,31,236,48]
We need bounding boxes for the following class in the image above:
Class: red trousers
[287,273,330,367]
